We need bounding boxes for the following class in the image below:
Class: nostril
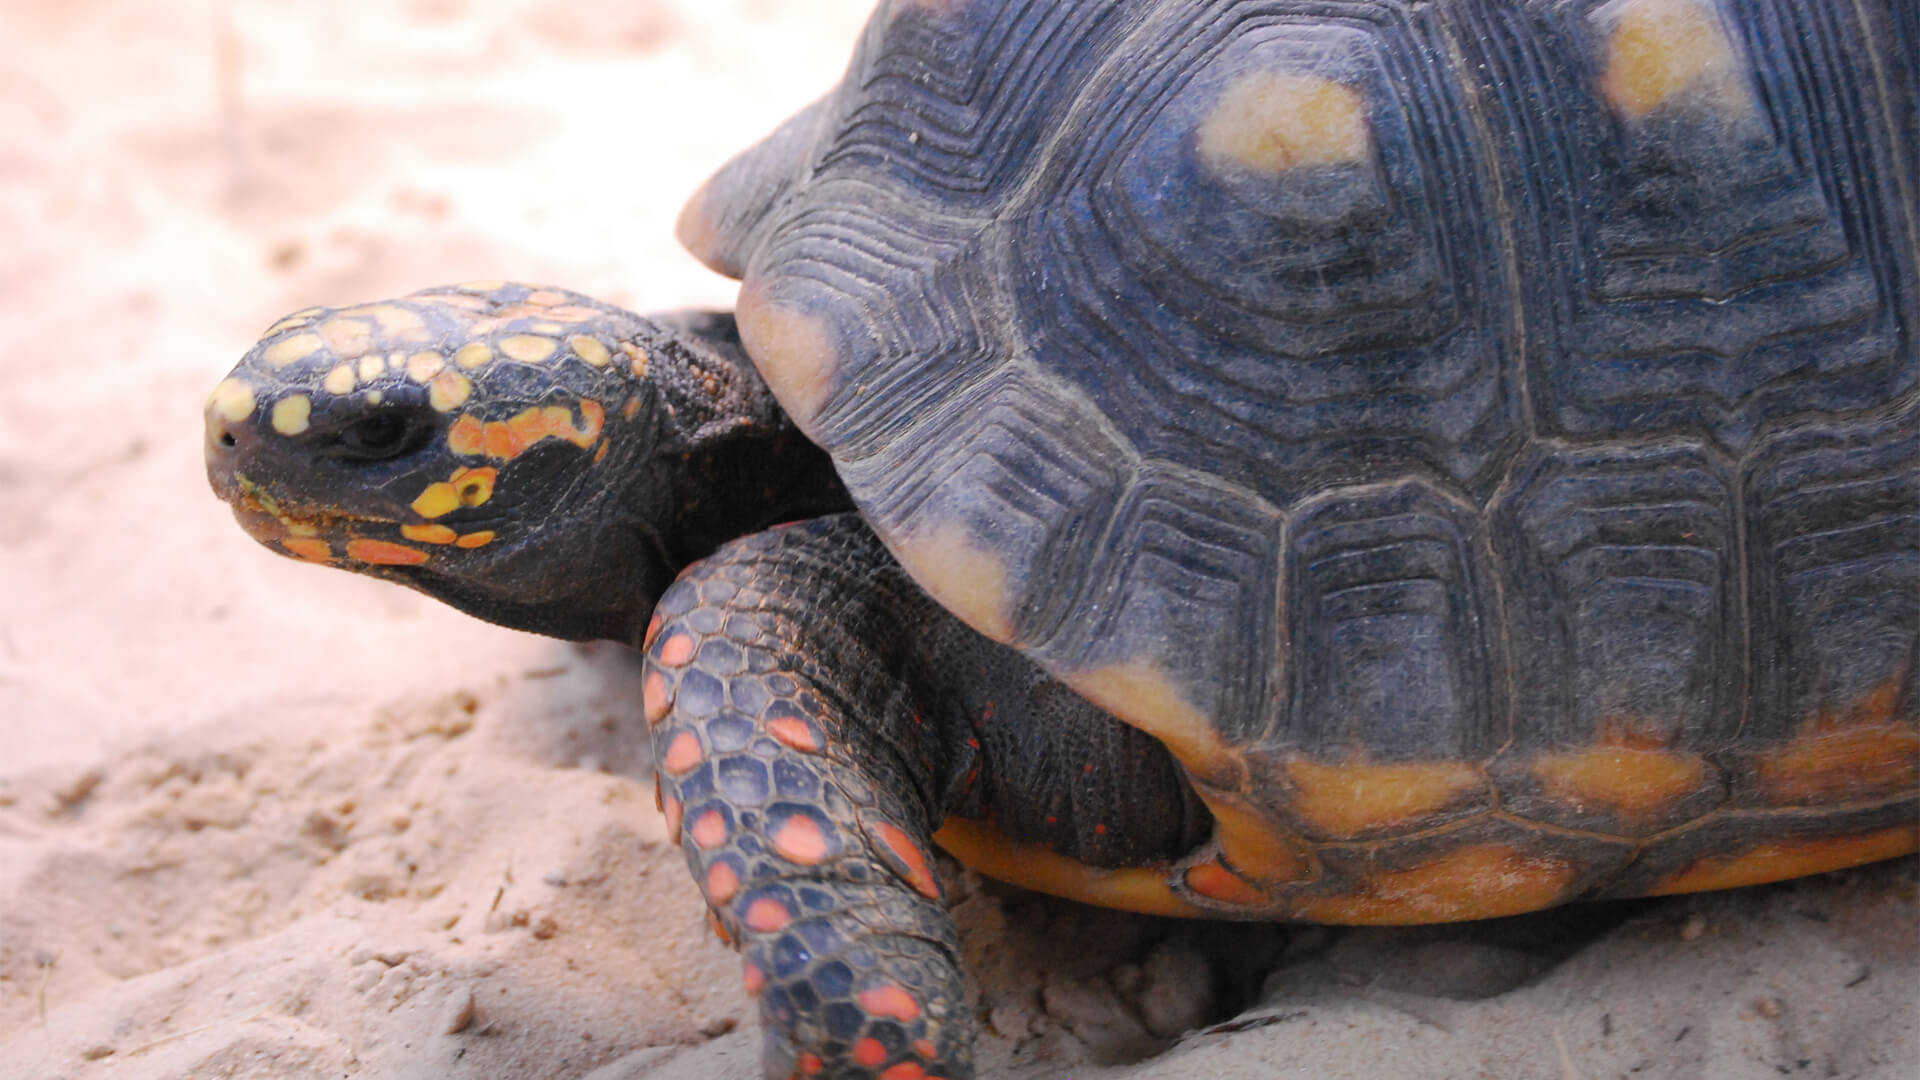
[219,431,237,448]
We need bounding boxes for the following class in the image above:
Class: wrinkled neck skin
[431,311,853,646]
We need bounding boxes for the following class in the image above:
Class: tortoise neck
[626,311,855,592]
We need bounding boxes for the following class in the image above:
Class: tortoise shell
[681,0,1918,918]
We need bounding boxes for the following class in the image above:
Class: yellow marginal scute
[888,519,1016,644]
[1755,721,1920,804]
[1070,659,1231,782]
[736,278,838,430]
[1530,744,1708,816]
[1198,72,1371,174]
[1286,757,1486,839]
[933,817,1207,918]
[1293,845,1579,925]
[1649,825,1920,897]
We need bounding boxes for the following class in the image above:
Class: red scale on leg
[662,731,704,774]
[707,860,741,904]
[691,809,730,849]
[868,821,942,901]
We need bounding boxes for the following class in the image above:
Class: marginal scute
[1284,758,1485,840]
[1291,845,1579,925]
[1649,825,1920,896]
[1068,659,1227,781]
[736,278,838,431]
[931,818,1204,918]
[1197,71,1370,174]
[1755,722,1920,805]
[1529,745,1710,816]
[889,519,1016,645]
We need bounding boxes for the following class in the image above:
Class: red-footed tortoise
[204,0,1918,1076]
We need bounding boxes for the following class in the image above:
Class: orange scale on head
[281,538,333,563]
[346,539,430,566]
[447,414,486,456]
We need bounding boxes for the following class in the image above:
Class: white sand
[1,2,1913,1078]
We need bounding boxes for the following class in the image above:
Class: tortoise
[204,0,1918,1076]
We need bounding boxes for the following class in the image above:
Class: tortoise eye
[333,409,423,461]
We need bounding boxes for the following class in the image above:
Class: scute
[694,0,1919,905]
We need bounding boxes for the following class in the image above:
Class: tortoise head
[204,282,722,642]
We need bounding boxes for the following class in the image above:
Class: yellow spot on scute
[1198,72,1371,174]
[889,519,1015,644]
[1286,757,1486,839]
[1597,0,1753,117]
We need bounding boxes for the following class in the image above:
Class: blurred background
[0,0,874,770]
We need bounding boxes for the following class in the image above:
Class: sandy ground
[0,2,1914,1078]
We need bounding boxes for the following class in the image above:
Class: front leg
[644,516,973,1080]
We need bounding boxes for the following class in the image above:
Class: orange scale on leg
[852,1038,888,1069]
[858,985,921,1023]
[690,810,730,850]
[744,897,792,933]
[642,612,663,649]
[772,815,833,865]
[661,794,683,843]
[662,732,704,774]
[742,962,767,997]
[657,632,696,666]
[769,713,822,754]
[871,822,941,901]
[643,672,671,725]
[707,861,740,904]
[796,1053,825,1076]
[913,1039,938,1060]
[880,1065,926,1080]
